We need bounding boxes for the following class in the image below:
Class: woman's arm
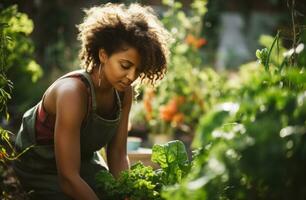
[53,79,99,200]
[106,86,133,178]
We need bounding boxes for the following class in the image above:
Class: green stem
[290,0,297,66]
[265,31,280,71]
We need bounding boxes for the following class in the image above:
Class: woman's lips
[120,81,130,88]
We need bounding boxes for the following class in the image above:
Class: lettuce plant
[95,140,191,200]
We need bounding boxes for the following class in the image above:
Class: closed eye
[120,60,133,69]
[120,64,130,69]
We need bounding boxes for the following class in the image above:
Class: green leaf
[95,170,117,190]
[152,140,191,185]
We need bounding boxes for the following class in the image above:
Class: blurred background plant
[161,1,306,198]
[131,0,210,143]
[0,5,43,131]
[0,8,30,199]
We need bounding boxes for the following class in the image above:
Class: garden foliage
[0,11,15,200]
[95,140,191,200]
[137,0,208,136]
[132,1,305,198]
[1,6,36,199]
[161,32,306,199]
[0,5,42,114]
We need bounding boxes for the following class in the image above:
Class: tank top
[35,72,92,145]
[13,69,122,198]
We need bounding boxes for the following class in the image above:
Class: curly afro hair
[77,3,171,85]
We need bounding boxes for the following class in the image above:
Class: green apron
[13,70,122,200]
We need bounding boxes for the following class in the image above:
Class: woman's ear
[98,49,108,63]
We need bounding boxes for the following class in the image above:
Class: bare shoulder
[44,78,88,117]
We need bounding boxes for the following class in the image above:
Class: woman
[13,3,170,199]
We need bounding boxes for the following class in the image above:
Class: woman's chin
[115,82,130,91]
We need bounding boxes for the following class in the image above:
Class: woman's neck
[90,67,113,94]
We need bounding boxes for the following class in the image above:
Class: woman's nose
[126,69,137,82]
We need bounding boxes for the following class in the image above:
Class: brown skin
[42,46,140,199]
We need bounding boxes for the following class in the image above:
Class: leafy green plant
[0,15,30,200]
[162,26,306,199]
[152,140,191,185]
[0,5,43,114]
[0,18,15,200]
[95,140,191,200]
[0,22,13,120]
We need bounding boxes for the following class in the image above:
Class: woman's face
[99,46,141,91]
